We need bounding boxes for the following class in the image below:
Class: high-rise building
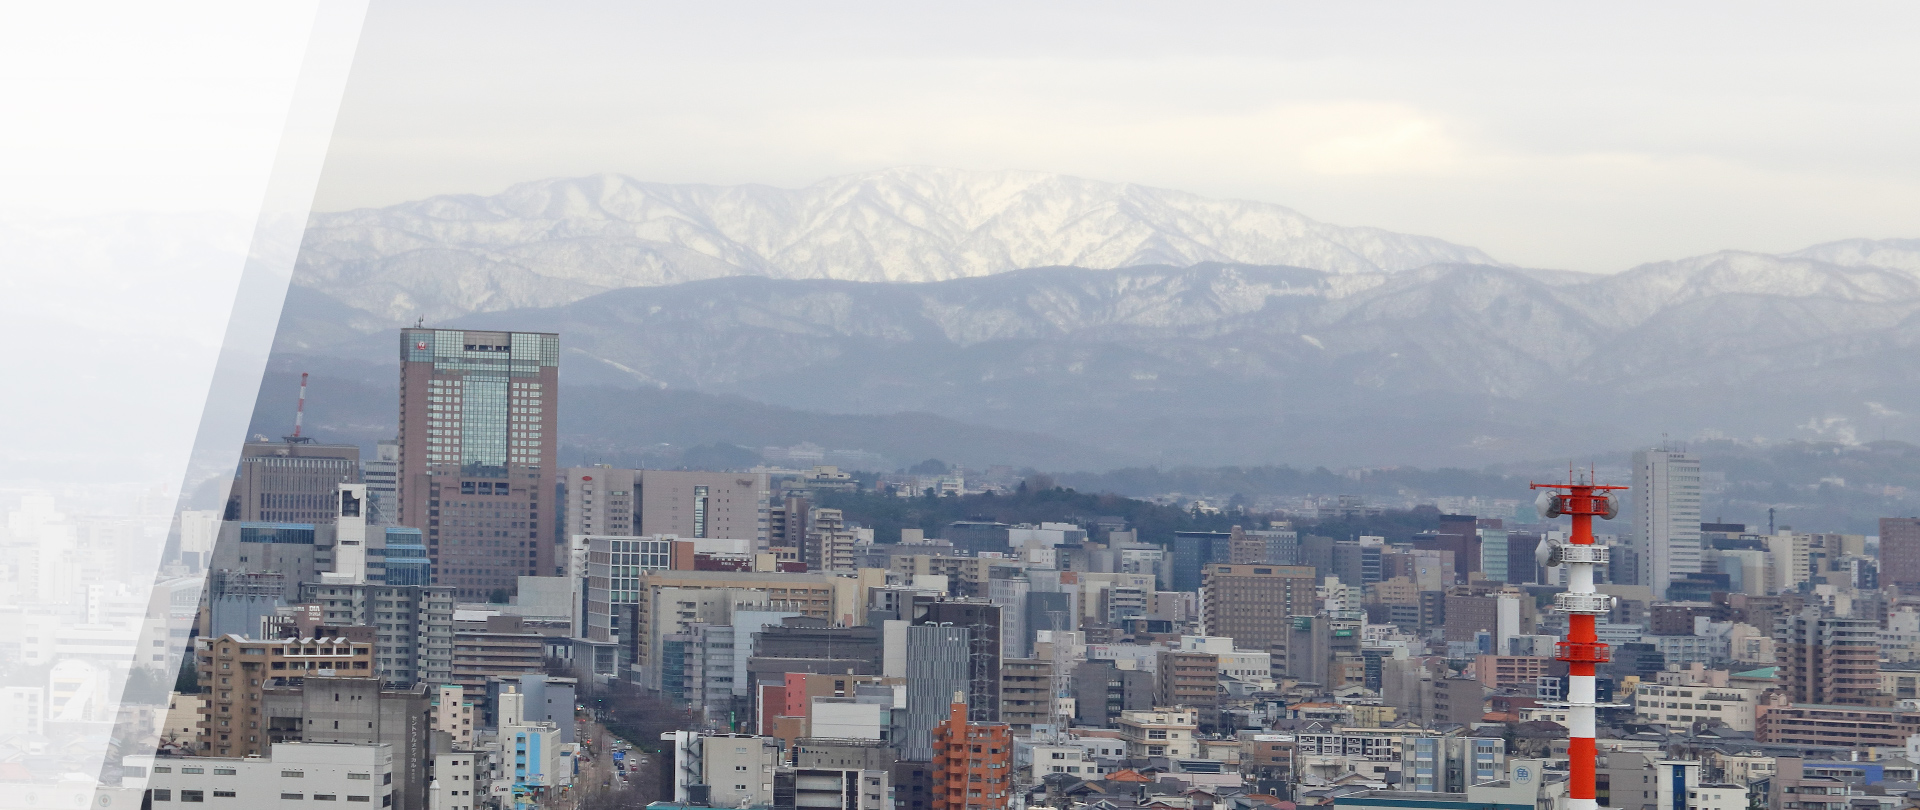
[902,624,970,761]
[1478,526,1510,583]
[1775,607,1888,706]
[638,469,771,548]
[397,328,559,600]
[231,439,361,524]
[1171,531,1233,592]
[296,581,455,688]
[1155,650,1220,729]
[1633,448,1703,598]
[558,468,772,554]
[912,599,1001,723]
[1880,517,1920,590]
[557,467,639,544]
[930,699,1012,810]
[1416,515,1481,584]
[806,507,857,572]
[362,439,400,525]
[1199,564,1318,651]
[998,659,1052,733]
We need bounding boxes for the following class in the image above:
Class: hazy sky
[314,2,1920,273]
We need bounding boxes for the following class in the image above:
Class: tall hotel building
[398,329,559,599]
[1631,447,1703,599]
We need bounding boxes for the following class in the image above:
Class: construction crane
[284,372,314,443]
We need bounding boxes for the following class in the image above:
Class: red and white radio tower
[285,372,313,443]
[1532,475,1625,810]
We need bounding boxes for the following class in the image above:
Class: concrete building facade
[1633,448,1703,598]
[129,742,394,808]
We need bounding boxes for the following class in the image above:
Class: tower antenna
[285,372,313,444]
[1531,475,1627,810]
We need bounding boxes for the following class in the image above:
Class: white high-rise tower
[1633,448,1701,599]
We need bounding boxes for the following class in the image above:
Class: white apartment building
[1768,532,1812,594]
[497,685,573,794]
[126,742,394,808]
[1178,636,1275,693]
[430,751,482,810]
[1633,683,1760,731]
[700,734,781,809]
[1633,448,1702,599]
[789,767,892,810]
[1517,707,1571,724]
[1689,784,1748,810]
[1706,751,1777,786]
[431,684,474,749]
[1117,708,1199,759]
[1027,742,1110,779]
[1886,610,1920,663]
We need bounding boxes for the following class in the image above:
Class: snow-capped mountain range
[274,168,1920,468]
[297,167,1498,322]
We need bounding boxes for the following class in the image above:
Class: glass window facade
[238,523,317,545]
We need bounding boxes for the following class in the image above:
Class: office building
[397,328,559,599]
[1633,681,1762,731]
[128,742,394,809]
[497,683,573,799]
[1398,734,1506,793]
[194,634,375,757]
[1171,531,1234,592]
[380,528,432,586]
[776,767,892,810]
[559,467,773,559]
[1478,526,1509,583]
[1757,705,1920,747]
[363,439,399,525]
[1472,655,1549,691]
[1881,517,1920,590]
[1230,525,1299,566]
[583,535,679,646]
[450,615,545,695]
[1633,448,1703,598]
[912,599,1001,722]
[931,699,1012,810]
[1071,660,1154,728]
[1776,607,1888,706]
[618,570,848,675]
[901,624,971,760]
[232,439,361,524]
[204,569,286,639]
[293,678,433,810]
[297,581,455,688]
[429,749,482,810]
[1504,531,1544,586]
[554,467,633,593]
[639,469,772,548]
[1200,564,1318,651]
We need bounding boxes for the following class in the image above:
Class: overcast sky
[313,1,1920,273]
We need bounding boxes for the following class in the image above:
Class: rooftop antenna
[285,372,314,444]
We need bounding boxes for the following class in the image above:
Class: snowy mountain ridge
[296,167,1501,322]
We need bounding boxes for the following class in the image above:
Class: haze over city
[10,5,1920,810]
